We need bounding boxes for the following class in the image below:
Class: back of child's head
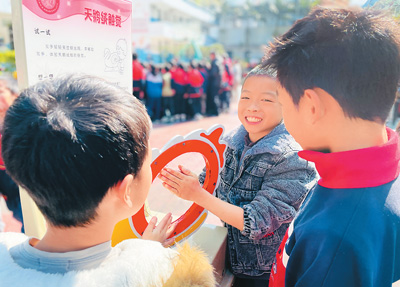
[2,75,151,227]
[262,8,400,123]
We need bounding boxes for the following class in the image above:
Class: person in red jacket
[132,53,144,100]
[171,63,188,122]
[186,62,204,120]
[219,56,234,113]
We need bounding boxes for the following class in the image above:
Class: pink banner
[23,0,131,22]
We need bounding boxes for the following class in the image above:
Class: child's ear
[116,174,134,208]
[302,88,326,125]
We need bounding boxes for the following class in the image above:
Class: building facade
[216,0,306,63]
[132,0,215,63]
[0,12,13,49]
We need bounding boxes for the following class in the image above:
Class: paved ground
[1,102,241,232]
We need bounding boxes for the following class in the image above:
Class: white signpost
[11,0,132,238]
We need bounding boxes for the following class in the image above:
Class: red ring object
[131,139,220,238]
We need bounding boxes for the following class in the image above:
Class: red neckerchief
[298,128,400,189]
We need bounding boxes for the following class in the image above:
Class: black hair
[243,65,276,85]
[150,65,157,76]
[132,53,138,60]
[262,8,400,123]
[2,75,151,227]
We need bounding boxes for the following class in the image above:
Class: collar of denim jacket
[298,128,400,189]
[229,121,286,152]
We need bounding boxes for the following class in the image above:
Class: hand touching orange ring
[112,125,226,246]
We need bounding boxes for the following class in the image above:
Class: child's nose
[247,102,259,112]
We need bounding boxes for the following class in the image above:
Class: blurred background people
[219,55,233,113]
[186,62,204,120]
[198,62,209,115]
[0,76,24,232]
[145,65,163,122]
[171,63,188,122]
[161,65,175,123]
[206,52,221,116]
[132,53,144,100]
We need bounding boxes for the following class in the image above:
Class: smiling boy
[159,66,317,286]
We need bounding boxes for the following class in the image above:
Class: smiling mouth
[246,116,262,123]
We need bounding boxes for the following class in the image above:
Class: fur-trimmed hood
[0,232,216,287]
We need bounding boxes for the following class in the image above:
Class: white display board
[14,0,132,91]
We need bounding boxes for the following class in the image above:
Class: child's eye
[241,96,249,100]
[262,99,273,102]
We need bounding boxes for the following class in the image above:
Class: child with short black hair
[159,66,317,287]
[0,75,215,286]
[262,7,400,286]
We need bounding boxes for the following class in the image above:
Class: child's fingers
[163,168,184,180]
[162,237,176,248]
[178,165,198,179]
[147,216,157,229]
[158,173,180,189]
[162,182,178,195]
[159,169,176,180]
[142,216,157,237]
[178,165,193,176]
[166,221,178,238]
[156,212,172,232]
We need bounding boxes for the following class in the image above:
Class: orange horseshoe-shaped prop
[112,125,226,246]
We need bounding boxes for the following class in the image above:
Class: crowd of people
[132,52,243,123]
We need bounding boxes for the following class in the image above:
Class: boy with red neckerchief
[262,7,400,287]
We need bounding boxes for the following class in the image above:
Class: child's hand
[142,213,177,247]
[158,165,204,202]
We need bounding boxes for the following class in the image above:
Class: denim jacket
[203,122,317,277]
